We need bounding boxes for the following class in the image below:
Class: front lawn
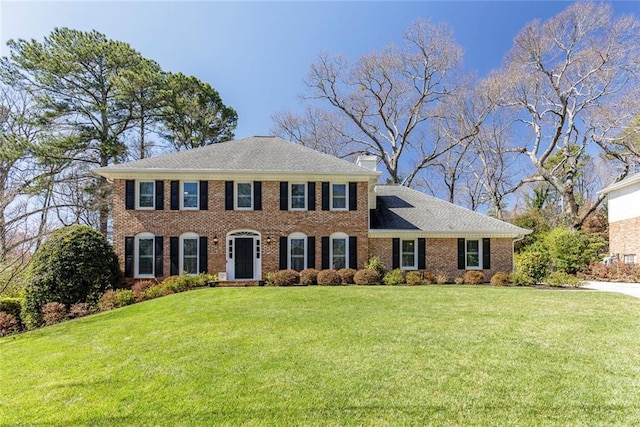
[1,286,639,425]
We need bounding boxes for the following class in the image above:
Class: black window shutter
[349,182,357,211]
[199,236,208,273]
[349,236,357,269]
[125,180,135,210]
[155,181,164,210]
[124,236,134,277]
[418,238,426,270]
[280,182,288,211]
[307,236,316,269]
[154,236,164,277]
[225,181,233,210]
[170,237,179,276]
[279,236,288,270]
[308,182,316,211]
[392,238,400,269]
[199,181,208,210]
[482,238,491,270]
[254,181,262,210]
[321,182,330,211]
[170,180,179,210]
[321,236,330,269]
[457,238,466,270]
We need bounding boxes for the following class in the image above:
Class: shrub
[338,268,356,285]
[354,268,381,285]
[264,272,276,286]
[98,290,118,311]
[544,228,606,274]
[587,262,640,283]
[98,289,134,311]
[490,271,510,286]
[515,242,551,285]
[41,302,67,326]
[0,298,24,320]
[422,271,435,284]
[68,303,93,319]
[0,311,21,336]
[115,289,135,307]
[406,271,423,286]
[23,225,120,328]
[545,271,584,288]
[300,269,319,286]
[143,285,164,300]
[510,269,535,286]
[383,269,405,286]
[317,270,342,286]
[454,276,465,285]
[132,280,157,302]
[365,256,387,278]
[435,270,448,284]
[161,276,192,293]
[273,269,300,286]
[464,270,485,285]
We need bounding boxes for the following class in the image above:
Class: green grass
[2,286,640,426]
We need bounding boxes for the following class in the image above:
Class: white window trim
[288,232,307,271]
[136,180,155,210]
[466,239,483,270]
[180,232,199,275]
[135,232,155,278]
[235,182,253,210]
[400,238,417,270]
[289,183,307,211]
[181,181,199,210]
[330,232,349,269]
[330,183,348,211]
[624,254,636,264]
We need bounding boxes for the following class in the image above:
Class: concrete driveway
[584,281,640,299]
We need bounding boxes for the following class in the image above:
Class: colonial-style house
[600,172,640,264]
[93,136,530,282]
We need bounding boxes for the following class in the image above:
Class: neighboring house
[600,173,640,264]
[93,136,530,282]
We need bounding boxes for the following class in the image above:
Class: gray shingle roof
[371,185,530,236]
[94,136,379,177]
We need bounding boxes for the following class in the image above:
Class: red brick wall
[609,217,640,261]
[113,179,370,279]
[368,237,514,282]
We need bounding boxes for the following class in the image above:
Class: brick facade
[113,179,370,280]
[609,217,640,262]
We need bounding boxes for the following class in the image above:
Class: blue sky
[1,1,639,139]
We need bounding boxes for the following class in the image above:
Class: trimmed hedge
[338,268,356,285]
[464,270,485,285]
[354,268,381,285]
[300,269,319,286]
[317,270,341,286]
[273,270,300,286]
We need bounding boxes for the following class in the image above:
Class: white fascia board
[599,174,640,195]
[368,230,529,239]
[93,168,381,182]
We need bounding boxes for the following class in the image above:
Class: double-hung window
[181,233,199,275]
[137,181,155,209]
[289,233,307,271]
[182,182,199,209]
[236,182,253,209]
[330,233,348,269]
[331,183,347,210]
[401,239,417,269]
[290,183,307,210]
[136,233,155,277]
[624,254,636,264]
[466,239,481,269]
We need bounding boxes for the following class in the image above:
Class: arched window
[135,232,155,277]
[180,232,199,275]
[288,232,307,271]
[330,232,349,270]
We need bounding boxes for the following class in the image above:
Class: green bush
[300,269,319,285]
[463,270,485,285]
[383,269,405,286]
[161,276,191,293]
[0,297,24,319]
[273,269,300,286]
[41,302,67,326]
[545,271,584,288]
[98,289,135,311]
[405,271,423,286]
[365,256,387,279]
[132,280,157,302]
[515,241,551,285]
[143,285,164,300]
[490,271,510,286]
[338,268,356,285]
[23,225,120,328]
[317,270,342,286]
[543,228,606,274]
[510,269,535,286]
[0,311,21,336]
[353,268,381,285]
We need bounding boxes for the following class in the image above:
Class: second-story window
[331,183,347,210]
[137,181,155,209]
[290,183,306,210]
[236,182,253,209]
[182,182,199,209]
